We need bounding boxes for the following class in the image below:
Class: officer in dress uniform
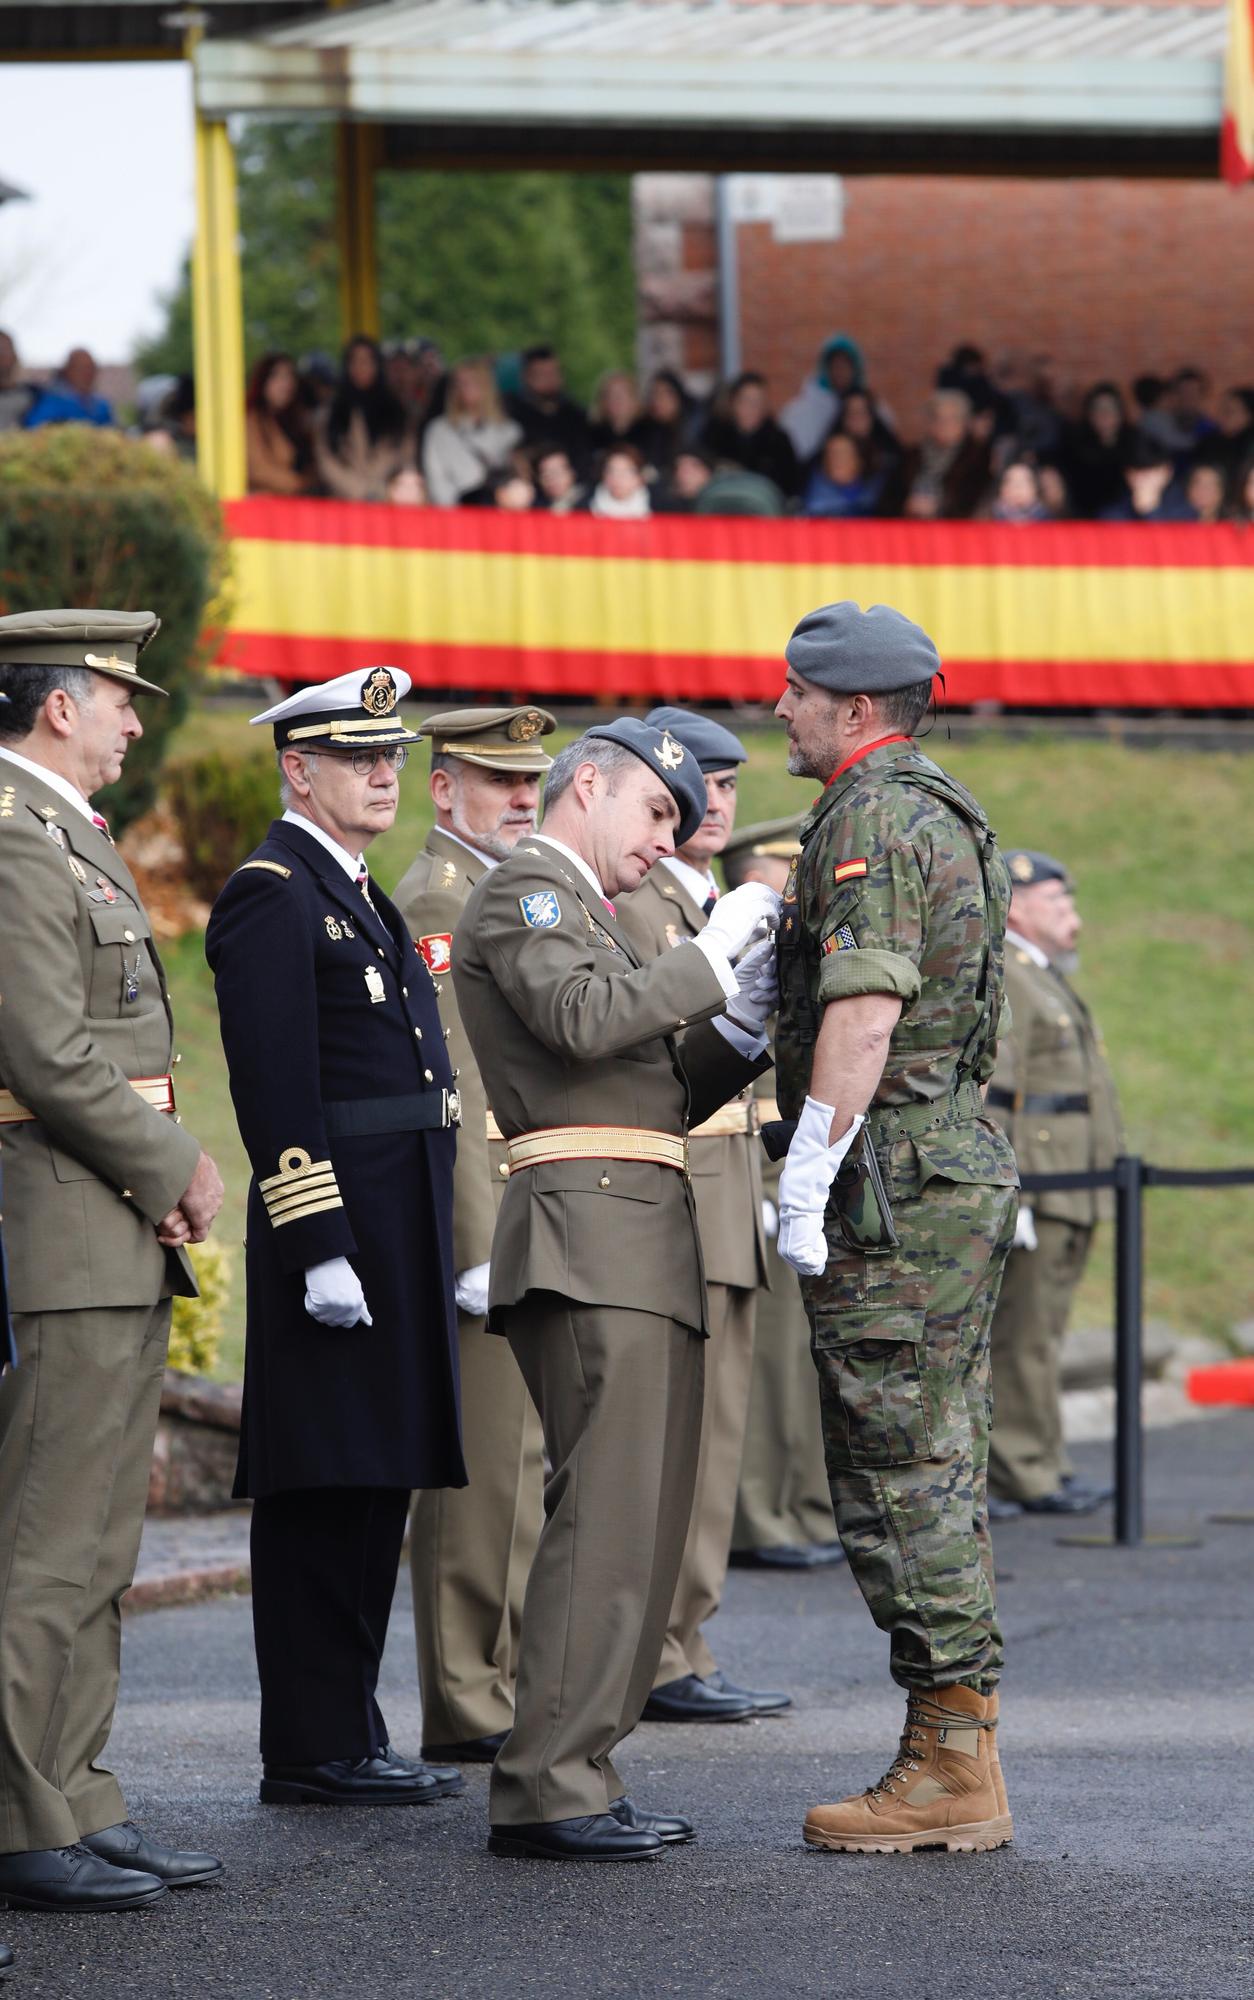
[392,707,552,1764]
[0,610,225,1914]
[453,719,782,1860]
[723,818,841,1570]
[205,667,467,1808]
[985,850,1121,1518]
[617,708,789,1723]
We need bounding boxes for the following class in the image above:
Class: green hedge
[166,746,278,902]
[0,428,231,834]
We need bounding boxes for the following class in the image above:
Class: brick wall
[638,174,1254,440]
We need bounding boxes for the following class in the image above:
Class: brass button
[424,1068,434,1082]
[414,1027,422,1039]
[123,928,136,943]
[498,1162,509,1179]
[599,1173,611,1189]
[443,1028,451,1040]
[1037,1129,1050,1142]
[378,948,385,958]
[402,986,408,997]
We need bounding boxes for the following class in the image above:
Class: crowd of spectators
[3,323,1253,528]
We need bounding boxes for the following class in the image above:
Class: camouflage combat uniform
[775,738,1019,1692]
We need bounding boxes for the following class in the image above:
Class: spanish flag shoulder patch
[833,857,869,885]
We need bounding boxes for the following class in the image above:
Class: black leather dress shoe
[82,1820,223,1888]
[641,1674,754,1724]
[1022,1480,1114,1517]
[420,1731,509,1765]
[609,1796,695,1845]
[987,1493,1024,1521]
[488,1814,664,1861]
[260,1753,464,1805]
[730,1542,845,1570]
[0,1940,13,1976]
[703,1669,792,1715]
[0,1844,166,1912]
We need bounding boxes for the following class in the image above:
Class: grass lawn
[163,708,1254,1378]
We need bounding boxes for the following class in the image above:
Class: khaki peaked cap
[0,609,166,697]
[419,706,557,772]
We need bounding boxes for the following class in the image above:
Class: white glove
[694,882,781,966]
[761,1197,779,1241]
[304,1256,373,1329]
[1014,1206,1038,1252]
[725,935,779,1037]
[455,1262,491,1317]
[777,1096,865,1278]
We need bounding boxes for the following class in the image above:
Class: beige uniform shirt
[392,825,504,1272]
[989,943,1123,1226]
[616,864,768,1291]
[0,760,199,1310]
[452,841,767,1335]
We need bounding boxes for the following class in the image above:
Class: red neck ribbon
[822,734,911,790]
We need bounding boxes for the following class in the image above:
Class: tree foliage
[0,427,230,832]
[137,123,636,400]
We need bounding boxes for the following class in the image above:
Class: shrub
[168,1240,232,1376]
[166,747,278,902]
[0,428,232,834]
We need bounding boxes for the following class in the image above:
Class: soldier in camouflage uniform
[772,601,1019,1855]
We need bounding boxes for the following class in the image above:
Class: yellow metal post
[192,112,246,498]
[336,122,381,342]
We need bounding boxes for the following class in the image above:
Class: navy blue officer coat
[206,817,466,1499]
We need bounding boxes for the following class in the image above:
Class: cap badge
[655,731,685,773]
[508,710,544,743]
[361,667,398,717]
[1010,854,1035,883]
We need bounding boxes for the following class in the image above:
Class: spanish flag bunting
[1222,0,1254,185]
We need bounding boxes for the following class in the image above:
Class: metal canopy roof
[194,0,1227,175]
[0,1,313,60]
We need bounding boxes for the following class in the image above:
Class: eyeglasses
[322,746,410,777]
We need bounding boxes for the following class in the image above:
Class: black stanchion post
[1113,1154,1145,1547]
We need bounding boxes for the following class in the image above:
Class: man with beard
[392,708,554,1764]
[772,602,1019,1855]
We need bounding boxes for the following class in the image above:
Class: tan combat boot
[804,1683,1012,1854]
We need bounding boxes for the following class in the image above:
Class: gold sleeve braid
[258,1147,344,1226]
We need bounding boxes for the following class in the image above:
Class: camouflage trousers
[802,1177,1017,1692]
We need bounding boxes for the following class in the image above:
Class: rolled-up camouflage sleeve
[812,839,924,1009]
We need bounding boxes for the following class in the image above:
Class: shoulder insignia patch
[821,923,859,956]
[519,889,561,930]
[238,859,292,879]
[833,858,868,884]
[418,932,452,975]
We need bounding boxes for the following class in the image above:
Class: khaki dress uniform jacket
[986,945,1123,1501]
[453,841,767,1824]
[392,825,543,1747]
[0,762,200,1853]
[616,862,768,1684]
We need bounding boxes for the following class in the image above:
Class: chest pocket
[87,902,153,1016]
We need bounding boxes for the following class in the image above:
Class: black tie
[702,890,718,917]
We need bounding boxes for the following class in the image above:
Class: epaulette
[236,858,292,879]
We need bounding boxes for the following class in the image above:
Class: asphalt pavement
[5,1415,1252,2000]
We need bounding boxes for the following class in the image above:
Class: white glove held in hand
[455,1261,491,1318]
[761,1197,779,1241]
[304,1257,373,1329]
[694,881,782,965]
[725,935,780,1036]
[777,1096,865,1278]
[1013,1206,1038,1252]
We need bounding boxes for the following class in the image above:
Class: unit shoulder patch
[418,932,452,975]
[519,889,561,930]
[821,923,859,957]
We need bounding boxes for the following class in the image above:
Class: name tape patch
[833,858,868,884]
[519,890,561,930]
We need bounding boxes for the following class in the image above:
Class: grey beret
[785,601,940,694]
[644,705,747,772]
[584,718,707,846]
[1005,849,1071,889]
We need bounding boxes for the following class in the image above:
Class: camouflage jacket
[775,738,1019,1200]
